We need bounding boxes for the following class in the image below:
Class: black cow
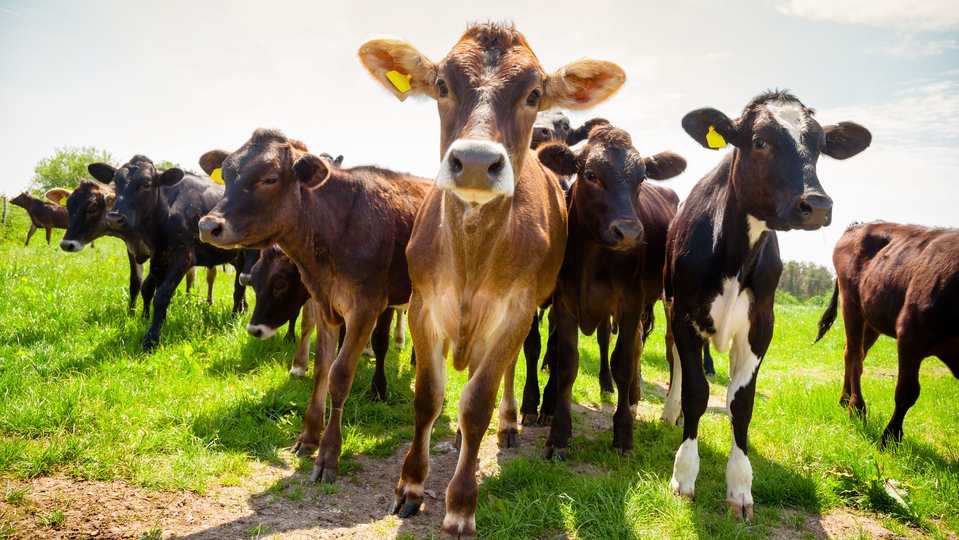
[661,91,870,520]
[88,156,246,351]
[816,221,959,447]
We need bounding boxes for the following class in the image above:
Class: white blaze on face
[766,101,809,156]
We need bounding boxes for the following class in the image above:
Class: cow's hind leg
[520,312,541,426]
[392,308,406,350]
[142,260,188,352]
[25,224,37,246]
[205,266,217,305]
[369,308,393,402]
[543,303,580,459]
[391,295,447,519]
[290,300,316,377]
[840,300,870,416]
[45,227,52,245]
[498,351,520,448]
[126,252,143,313]
[661,302,683,425]
[610,313,641,453]
[881,340,925,448]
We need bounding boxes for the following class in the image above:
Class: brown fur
[10,191,69,246]
[360,22,625,539]
[197,130,431,485]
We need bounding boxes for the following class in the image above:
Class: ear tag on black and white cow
[706,126,727,149]
[386,70,412,99]
[210,168,224,185]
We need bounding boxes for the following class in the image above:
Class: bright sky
[2,0,957,267]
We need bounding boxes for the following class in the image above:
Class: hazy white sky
[1,0,957,267]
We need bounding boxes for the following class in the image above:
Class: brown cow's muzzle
[436,140,515,205]
[106,212,132,231]
[198,215,228,244]
[604,219,643,250]
[790,193,833,230]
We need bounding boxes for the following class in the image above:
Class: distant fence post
[1,196,6,225]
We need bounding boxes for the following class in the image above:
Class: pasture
[0,209,957,539]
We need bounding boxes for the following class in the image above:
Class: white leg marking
[670,438,700,497]
[289,366,306,377]
[441,512,475,537]
[726,327,761,415]
[393,309,406,349]
[726,443,754,509]
[660,343,683,425]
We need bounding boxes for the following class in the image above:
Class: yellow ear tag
[210,168,224,185]
[706,126,726,149]
[386,70,412,94]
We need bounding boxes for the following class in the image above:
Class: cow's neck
[710,156,772,280]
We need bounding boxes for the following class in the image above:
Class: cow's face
[10,192,31,207]
[55,180,111,251]
[247,246,311,339]
[539,127,686,250]
[531,111,571,149]
[359,23,625,207]
[683,92,871,231]
[198,131,318,249]
[90,156,184,232]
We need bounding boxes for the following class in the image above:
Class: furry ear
[105,192,116,207]
[681,108,742,150]
[45,188,73,205]
[333,155,344,167]
[823,122,872,160]
[292,154,332,189]
[537,142,578,177]
[358,39,438,102]
[199,150,230,176]
[88,163,118,184]
[567,118,611,146]
[544,60,626,111]
[157,168,185,187]
[289,139,309,152]
[644,152,687,180]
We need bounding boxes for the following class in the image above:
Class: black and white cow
[660,91,871,520]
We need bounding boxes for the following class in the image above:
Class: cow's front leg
[669,315,707,499]
[25,224,37,246]
[598,318,614,394]
[497,351,520,448]
[519,312,542,426]
[143,260,188,352]
[369,308,394,402]
[543,303,579,459]
[125,252,143,313]
[294,321,337,457]
[204,266,217,305]
[311,307,379,484]
[610,313,641,453]
[391,294,447,518]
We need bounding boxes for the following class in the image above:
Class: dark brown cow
[661,91,870,520]
[533,126,684,458]
[816,221,959,446]
[196,131,431,485]
[359,22,624,539]
[10,192,68,246]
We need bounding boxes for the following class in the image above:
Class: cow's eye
[562,123,569,132]
[262,176,278,186]
[86,205,97,215]
[437,79,449,98]
[585,171,598,182]
[526,89,541,107]
[140,181,151,189]
[753,137,766,150]
[274,282,287,293]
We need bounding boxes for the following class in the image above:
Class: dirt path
[1,396,901,539]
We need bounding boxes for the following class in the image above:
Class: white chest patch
[708,276,753,355]
[746,214,768,248]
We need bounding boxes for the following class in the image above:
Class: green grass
[1,208,957,538]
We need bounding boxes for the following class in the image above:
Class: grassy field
[0,207,957,539]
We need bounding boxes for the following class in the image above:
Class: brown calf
[535,126,684,458]
[10,192,69,246]
[359,22,625,539]
[197,131,430,484]
[816,221,959,446]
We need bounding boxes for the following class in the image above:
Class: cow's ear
[293,154,332,189]
[333,155,344,167]
[544,60,626,111]
[45,188,72,205]
[644,152,687,180]
[157,168,184,187]
[567,118,611,146]
[199,150,230,176]
[682,108,742,150]
[104,192,116,207]
[823,121,872,160]
[537,142,578,176]
[359,39,438,102]
[88,163,118,184]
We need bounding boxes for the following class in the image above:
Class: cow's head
[89,156,184,231]
[531,112,612,149]
[50,180,110,252]
[682,91,871,231]
[538,126,686,249]
[10,192,32,207]
[197,130,315,249]
[359,23,625,206]
[247,246,311,339]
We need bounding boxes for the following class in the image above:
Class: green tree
[29,146,118,195]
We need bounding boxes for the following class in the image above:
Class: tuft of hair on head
[461,21,530,50]
[250,128,289,146]
[129,155,154,166]
[748,89,815,116]
[586,125,633,149]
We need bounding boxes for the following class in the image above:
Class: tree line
[777,260,835,304]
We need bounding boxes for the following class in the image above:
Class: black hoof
[294,443,317,458]
[520,413,538,427]
[537,414,553,427]
[389,498,422,518]
[310,465,337,484]
[498,431,518,448]
[543,445,566,461]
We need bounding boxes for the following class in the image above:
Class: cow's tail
[815,280,840,343]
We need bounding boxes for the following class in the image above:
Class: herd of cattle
[8,23,958,539]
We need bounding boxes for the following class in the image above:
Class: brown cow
[196,131,431,484]
[10,192,69,246]
[816,221,959,447]
[359,22,625,539]
[534,126,685,458]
